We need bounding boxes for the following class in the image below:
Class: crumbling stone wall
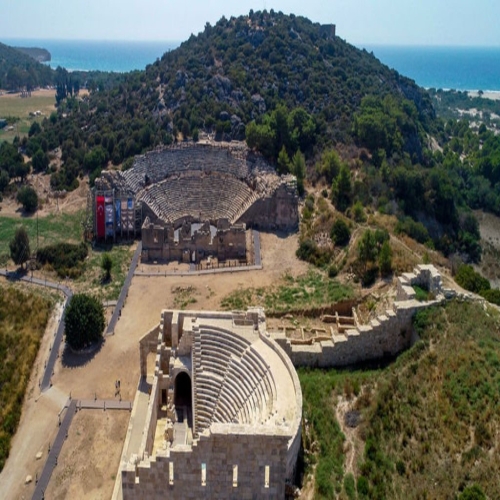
[237,183,299,230]
[273,265,450,368]
[141,218,247,263]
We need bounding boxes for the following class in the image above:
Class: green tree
[317,149,342,184]
[9,226,30,268]
[287,107,316,152]
[83,146,108,173]
[331,164,352,212]
[28,121,41,137]
[245,121,276,159]
[64,294,105,350]
[291,150,306,196]
[16,186,38,213]
[330,218,351,246]
[352,200,367,222]
[101,253,113,281]
[358,230,377,271]
[277,145,290,175]
[378,240,393,277]
[0,170,9,192]
[32,149,49,173]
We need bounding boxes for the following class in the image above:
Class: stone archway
[174,372,192,426]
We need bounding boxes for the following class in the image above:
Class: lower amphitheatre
[0,140,458,500]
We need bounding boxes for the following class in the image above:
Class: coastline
[467,90,500,101]
[425,88,500,101]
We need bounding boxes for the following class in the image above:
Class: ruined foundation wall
[274,265,450,368]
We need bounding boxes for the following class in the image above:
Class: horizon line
[2,37,500,49]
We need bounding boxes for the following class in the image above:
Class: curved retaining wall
[260,331,302,483]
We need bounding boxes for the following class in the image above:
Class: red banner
[96,196,105,238]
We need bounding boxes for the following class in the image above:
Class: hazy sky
[1,0,499,46]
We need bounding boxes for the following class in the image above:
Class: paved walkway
[135,263,262,277]
[31,399,75,500]
[0,270,73,393]
[31,398,132,500]
[106,242,142,335]
[133,230,263,277]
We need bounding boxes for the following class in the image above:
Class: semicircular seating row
[138,173,260,224]
[192,325,277,435]
[124,147,254,193]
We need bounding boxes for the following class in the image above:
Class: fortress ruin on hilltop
[93,142,298,264]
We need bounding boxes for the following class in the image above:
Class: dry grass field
[0,89,56,142]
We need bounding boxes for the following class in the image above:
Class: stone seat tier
[193,325,276,432]
[125,145,259,193]
[138,172,258,225]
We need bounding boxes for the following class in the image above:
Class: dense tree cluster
[0,42,53,90]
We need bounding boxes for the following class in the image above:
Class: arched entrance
[174,372,192,427]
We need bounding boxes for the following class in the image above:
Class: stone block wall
[237,183,299,231]
[273,265,446,368]
[141,218,247,263]
[122,427,290,500]
[397,264,442,300]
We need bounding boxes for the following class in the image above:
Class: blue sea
[3,39,500,91]
[363,45,500,92]
[2,39,180,73]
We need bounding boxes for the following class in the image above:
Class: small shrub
[37,242,88,278]
[413,285,431,302]
[480,288,500,305]
[16,186,38,213]
[357,476,370,497]
[458,485,486,500]
[328,264,338,278]
[395,217,430,244]
[361,266,378,287]
[344,473,357,499]
[330,218,351,246]
[101,252,113,281]
[352,200,367,222]
[396,459,406,476]
[455,264,490,294]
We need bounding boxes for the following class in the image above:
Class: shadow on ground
[61,339,104,368]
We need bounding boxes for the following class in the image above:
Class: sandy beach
[467,90,500,101]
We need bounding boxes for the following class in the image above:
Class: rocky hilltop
[148,11,434,143]
[14,46,51,63]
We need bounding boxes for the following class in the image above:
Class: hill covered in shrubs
[24,10,433,189]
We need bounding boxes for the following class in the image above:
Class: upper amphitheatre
[93,141,299,265]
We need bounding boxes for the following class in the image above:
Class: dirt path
[335,397,360,477]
